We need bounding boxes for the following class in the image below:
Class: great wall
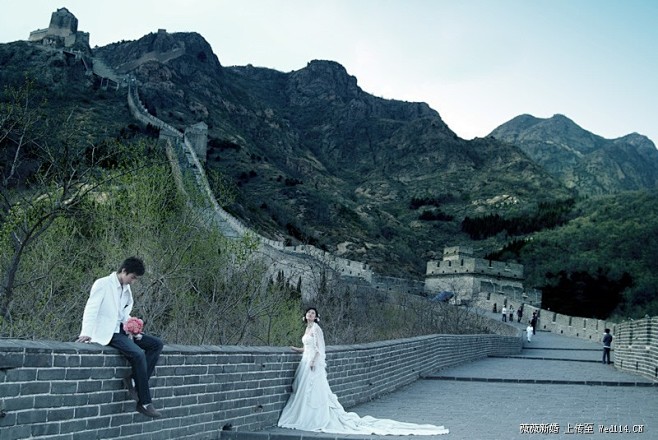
[0,8,656,439]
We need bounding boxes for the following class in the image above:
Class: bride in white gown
[277,307,449,436]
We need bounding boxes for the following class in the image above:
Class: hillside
[94,31,572,276]
[494,191,658,318]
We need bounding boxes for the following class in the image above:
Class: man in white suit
[76,257,163,418]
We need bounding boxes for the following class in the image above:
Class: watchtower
[28,7,90,49]
[425,246,536,306]
[184,122,208,163]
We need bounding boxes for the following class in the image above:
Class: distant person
[278,307,449,435]
[517,307,523,323]
[526,321,533,342]
[501,305,507,322]
[76,257,163,418]
[508,306,514,323]
[493,303,497,314]
[602,328,613,365]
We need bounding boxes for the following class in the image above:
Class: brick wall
[611,316,658,382]
[0,332,521,439]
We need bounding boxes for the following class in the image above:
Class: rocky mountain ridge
[489,114,658,194]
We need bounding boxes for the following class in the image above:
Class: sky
[1,0,656,145]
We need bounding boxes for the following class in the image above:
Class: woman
[277,307,449,435]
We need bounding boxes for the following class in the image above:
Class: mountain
[3,28,658,318]
[489,114,658,195]
[91,31,573,276]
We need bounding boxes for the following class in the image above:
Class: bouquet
[124,317,144,340]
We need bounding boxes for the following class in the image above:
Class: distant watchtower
[28,7,90,49]
[184,122,208,163]
[425,246,538,306]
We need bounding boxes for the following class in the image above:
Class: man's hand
[76,336,91,343]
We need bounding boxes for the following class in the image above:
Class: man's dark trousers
[110,329,163,404]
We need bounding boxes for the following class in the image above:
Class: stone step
[91,57,122,84]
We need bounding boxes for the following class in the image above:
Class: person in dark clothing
[602,328,613,364]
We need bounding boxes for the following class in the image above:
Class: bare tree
[0,81,155,328]
[0,81,105,321]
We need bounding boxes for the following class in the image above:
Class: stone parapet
[0,331,521,439]
[613,317,658,381]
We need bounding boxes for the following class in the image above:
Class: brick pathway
[222,318,657,440]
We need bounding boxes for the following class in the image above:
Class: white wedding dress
[277,323,449,435]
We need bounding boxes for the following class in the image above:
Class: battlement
[442,245,473,260]
[426,255,524,280]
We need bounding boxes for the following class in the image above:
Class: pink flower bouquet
[124,317,144,340]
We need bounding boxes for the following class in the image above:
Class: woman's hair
[303,307,320,323]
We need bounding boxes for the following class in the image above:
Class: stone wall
[0,331,521,440]
[613,316,658,381]
[370,274,426,296]
[476,290,542,315]
[127,84,182,138]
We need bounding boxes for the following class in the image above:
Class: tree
[0,81,112,321]
[541,269,631,318]
[0,80,160,327]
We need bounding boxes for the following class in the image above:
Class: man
[76,257,163,418]
[602,328,613,365]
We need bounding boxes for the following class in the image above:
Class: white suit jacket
[80,272,134,345]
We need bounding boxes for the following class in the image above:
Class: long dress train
[277,323,449,435]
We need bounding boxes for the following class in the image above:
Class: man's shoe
[123,377,138,402]
[136,403,162,418]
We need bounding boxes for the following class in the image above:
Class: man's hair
[118,257,145,276]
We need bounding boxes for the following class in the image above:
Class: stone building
[28,7,90,49]
[184,122,209,164]
[424,246,540,307]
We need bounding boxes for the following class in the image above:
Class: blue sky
[2,0,656,145]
